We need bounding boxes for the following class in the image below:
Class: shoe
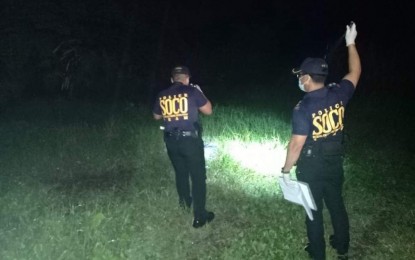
[192,211,215,228]
[206,211,215,222]
[330,235,349,260]
[304,243,314,258]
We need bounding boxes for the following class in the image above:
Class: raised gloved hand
[190,83,203,93]
[345,22,357,46]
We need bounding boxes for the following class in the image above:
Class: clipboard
[278,177,317,220]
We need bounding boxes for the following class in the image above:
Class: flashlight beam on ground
[205,139,286,177]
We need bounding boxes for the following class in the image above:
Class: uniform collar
[305,86,327,98]
[172,82,184,86]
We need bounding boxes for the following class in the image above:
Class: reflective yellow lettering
[322,113,332,133]
[338,106,344,127]
[160,100,168,115]
[311,104,346,140]
[159,95,190,120]
[179,96,188,113]
[172,96,180,114]
[312,116,323,136]
[329,109,340,129]
[164,99,172,115]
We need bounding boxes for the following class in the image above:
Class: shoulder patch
[327,82,339,88]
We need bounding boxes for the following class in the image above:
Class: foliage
[0,95,414,259]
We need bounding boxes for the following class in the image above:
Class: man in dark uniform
[282,23,361,259]
[153,66,215,228]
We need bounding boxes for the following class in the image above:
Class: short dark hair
[172,73,189,82]
[310,74,326,84]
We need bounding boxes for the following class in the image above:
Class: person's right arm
[199,100,212,115]
[343,23,361,88]
[192,85,212,115]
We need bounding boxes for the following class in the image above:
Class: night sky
[0,0,413,102]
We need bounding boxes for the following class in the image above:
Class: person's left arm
[152,97,163,120]
[282,134,307,172]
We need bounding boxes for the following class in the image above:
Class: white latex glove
[190,83,203,93]
[283,173,292,185]
[345,22,357,46]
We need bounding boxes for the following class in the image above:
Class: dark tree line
[0,0,176,104]
[0,0,313,105]
[0,0,412,106]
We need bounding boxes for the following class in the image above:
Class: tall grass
[0,95,413,259]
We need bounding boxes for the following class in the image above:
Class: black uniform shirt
[292,79,355,146]
[153,82,208,131]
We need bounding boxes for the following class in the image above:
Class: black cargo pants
[164,133,207,219]
[296,152,350,260]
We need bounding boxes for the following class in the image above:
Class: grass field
[0,94,414,260]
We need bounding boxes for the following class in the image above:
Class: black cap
[171,66,191,77]
[292,58,328,76]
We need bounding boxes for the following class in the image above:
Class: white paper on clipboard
[278,177,317,220]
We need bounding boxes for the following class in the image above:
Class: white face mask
[298,76,309,92]
[298,79,305,92]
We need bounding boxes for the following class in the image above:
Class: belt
[164,130,199,138]
[301,142,344,157]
